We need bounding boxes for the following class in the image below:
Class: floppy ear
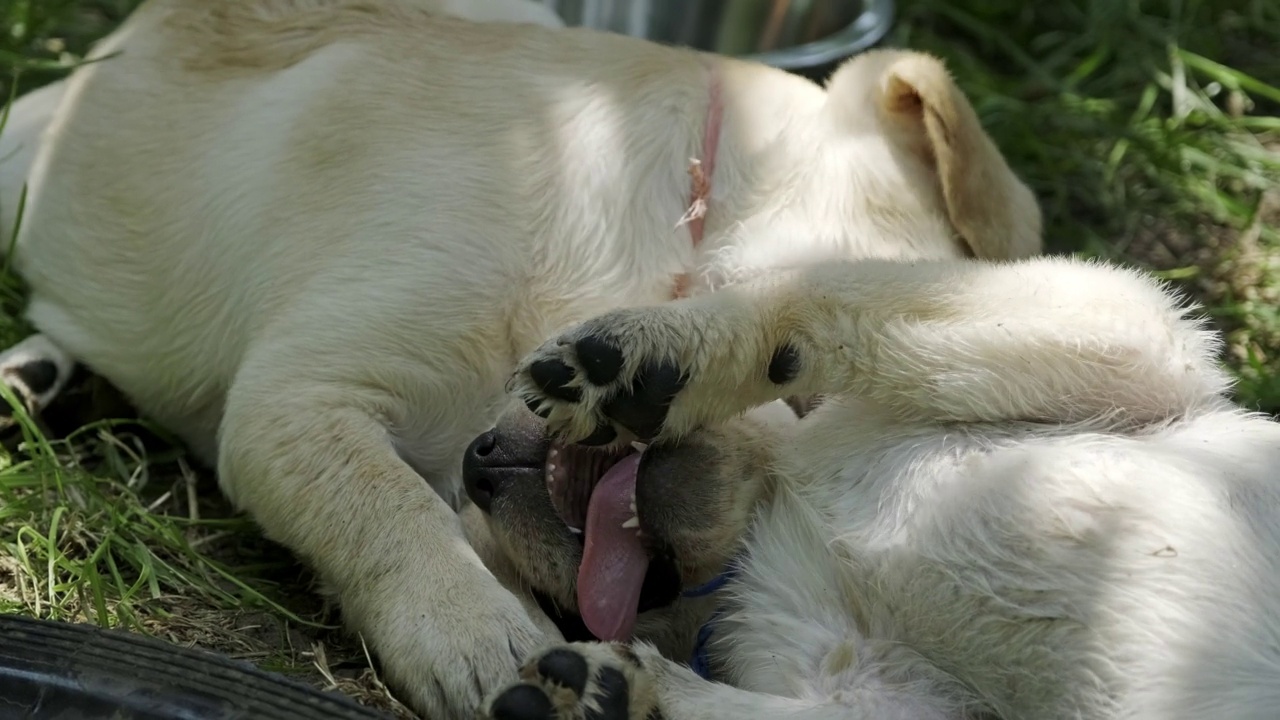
[829,51,1043,260]
[880,53,1042,259]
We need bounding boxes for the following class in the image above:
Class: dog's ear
[828,51,1043,260]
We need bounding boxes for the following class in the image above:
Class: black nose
[462,415,549,514]
[463,430,501,513]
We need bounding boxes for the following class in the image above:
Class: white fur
[0,0,1041,717]
[508,256,1280,719]
[0,80,66,239]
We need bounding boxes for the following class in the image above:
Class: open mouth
[544,439,658,643]
[545,440,646,532]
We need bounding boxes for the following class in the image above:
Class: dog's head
[460,401,788,645]
[836,49,1044,261]
[724,49,1043,272]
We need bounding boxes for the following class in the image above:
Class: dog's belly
[728,400,1280,717]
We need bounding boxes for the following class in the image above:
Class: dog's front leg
[220,363,556,719]
[480,643,961,720]
[511,257,1228,443]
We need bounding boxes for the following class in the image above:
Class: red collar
[673,69,724,299]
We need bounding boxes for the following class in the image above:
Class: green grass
[893,0,1280,410]
[1,0,312,641]
[0,0,1276,716]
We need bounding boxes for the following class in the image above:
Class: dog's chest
[716,490,881,698]
[718,414,998,697]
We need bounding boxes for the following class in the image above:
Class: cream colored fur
[0,0,1041,716]
[499,256,1280,719]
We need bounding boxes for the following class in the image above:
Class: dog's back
[10,0,724,451]
[0,81,67,243]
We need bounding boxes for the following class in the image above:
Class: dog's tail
[0,79,67,254]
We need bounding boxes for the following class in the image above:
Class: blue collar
[682,559,741,681]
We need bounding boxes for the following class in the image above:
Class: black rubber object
[0,614,392,719]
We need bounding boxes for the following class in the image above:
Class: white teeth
[547,463,557,472]
[629,499,637,514]
[549,449,558,459]
[568,526,583,535]
[631,441,648,452]
[621,516,640,529]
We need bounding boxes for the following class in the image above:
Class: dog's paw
[510,301,796,444]
[509,306,692,445]
[481,643,659,720]
[0,334,76,424]
[364,568,553,720]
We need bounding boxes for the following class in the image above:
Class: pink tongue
[577,452,649,642]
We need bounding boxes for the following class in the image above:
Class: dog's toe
[488,683,558,720]
[573,334,625,386]
[530,359,582,403]
[536,648,590,696]
[588,666,633,719]
[601,360,686,441]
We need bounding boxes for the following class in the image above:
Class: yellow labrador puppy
[0,0,1040,716]
[474,256,1280,720]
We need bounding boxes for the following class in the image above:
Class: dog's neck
[671,61,850,297]
[681,558,741,680]
[671,69,725,299]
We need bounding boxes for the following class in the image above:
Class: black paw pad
[530,359,582,403]
[584,666,630,720]
[14,360,59,396]
[491,684,556,720]
[537,649,589,696]
[602,360,687,440]
[767,344,801,385]
[574,335,625,386]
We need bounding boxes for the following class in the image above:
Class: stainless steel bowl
[536,0,895,70]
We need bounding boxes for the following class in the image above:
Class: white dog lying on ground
[465,255,1280,720]
[0,0,1042,716]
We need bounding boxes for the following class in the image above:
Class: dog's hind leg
[511,256,1229,443]
[0,80,67,241]
[0,333,78,422]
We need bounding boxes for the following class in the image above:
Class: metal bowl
[535,0,895,71]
